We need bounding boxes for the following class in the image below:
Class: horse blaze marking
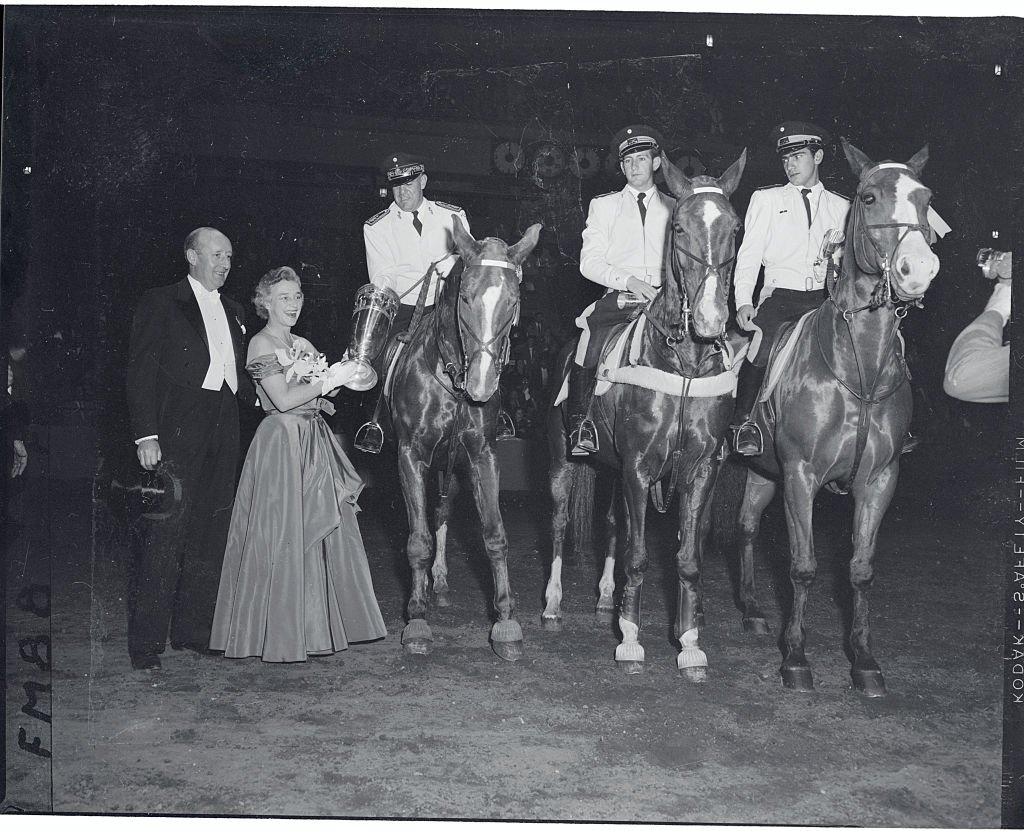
[893,172,925,226]
[477,284,503,378]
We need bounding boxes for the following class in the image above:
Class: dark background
[1,6,1020,472]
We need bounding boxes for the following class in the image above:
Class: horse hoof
[742,617,771,636]
[434,591,451,608]
[541,614,563,633]
[852,668,887,697]
[781,664,814,691]
[620,660,644,676]
[679,666,708,684]
[492,639,524,662]
[401,619,433,656]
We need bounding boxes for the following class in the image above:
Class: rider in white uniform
[731,121,850,456]
[567,124,674,455]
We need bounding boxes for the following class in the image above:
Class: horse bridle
[846,162,934,315]
[445,256,521,393]
[651,186,735,346]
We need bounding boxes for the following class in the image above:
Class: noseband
[445,257,521,393]
[661,186,736,343]
[848,162,934,313]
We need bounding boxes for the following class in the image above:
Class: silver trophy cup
[340,283,399,391]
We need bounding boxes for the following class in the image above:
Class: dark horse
[736,139,940,696]
[543,150,748,680]
[387,219,541,660]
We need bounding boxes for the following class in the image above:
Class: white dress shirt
[188,275,237,393]
[364,197,470,306]
[579,185,672,292]
[733,181,851,309]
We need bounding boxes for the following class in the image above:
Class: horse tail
[568,462,597,561]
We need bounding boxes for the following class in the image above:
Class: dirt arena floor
[3,431,1008,825]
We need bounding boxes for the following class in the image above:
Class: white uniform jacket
[733,182,850,310]
[579,185,673,293]
[364,198,470,306]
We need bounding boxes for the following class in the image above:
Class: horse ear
[842,137,874,179]
[717,148,747,197]
[659,151,691,199]
[451,215,480,259]
[905,144,929,177]
[508,223,543,265]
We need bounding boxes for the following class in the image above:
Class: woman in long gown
[210,266,386,662]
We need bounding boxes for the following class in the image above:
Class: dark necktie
[412,210,423,236]
[800,188,812,228]
[637,192,647,225]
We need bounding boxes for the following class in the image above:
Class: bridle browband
[443,256,521,394]
[840,161,933,317]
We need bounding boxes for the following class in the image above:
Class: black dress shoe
[131,653,162,670]
[170,641,217,656]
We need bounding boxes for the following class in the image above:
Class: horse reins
[443,257,521,393]
[840,162,932,315]
[820,161,930,484]
[644,185,735,506]
[435,255,521,498]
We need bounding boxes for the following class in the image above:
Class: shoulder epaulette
[435,200,463,213]
[756,184,785,191]
[365,209,388,226]
[592,191,618,199]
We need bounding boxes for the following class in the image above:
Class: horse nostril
[900,260,912,276]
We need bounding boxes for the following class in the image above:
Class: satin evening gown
[210,351,386,662]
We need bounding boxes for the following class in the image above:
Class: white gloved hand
[320,361,361,395]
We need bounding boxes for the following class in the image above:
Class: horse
[735,138,940,696]
[542,149,748,680]
[386,219,541,661]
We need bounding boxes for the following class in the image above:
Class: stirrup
[354,421,384,455]
[496,410,516,441]
[731,421,763,457]
[569,417,598,456]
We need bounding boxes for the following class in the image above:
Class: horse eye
[862,193,876,205]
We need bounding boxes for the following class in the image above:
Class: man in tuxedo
[126,226,255,670]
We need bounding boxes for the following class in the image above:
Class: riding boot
[731,362,768,456]
[567,363,598,456]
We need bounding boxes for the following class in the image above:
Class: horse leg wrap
[676,628,708,672]
[615,618,645,663]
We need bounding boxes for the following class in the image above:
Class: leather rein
[818,162,932,483]
[639,185,736,510]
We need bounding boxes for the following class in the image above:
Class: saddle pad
[553,320,750,404]
[758,309,815,403]
[554,317,641,407]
